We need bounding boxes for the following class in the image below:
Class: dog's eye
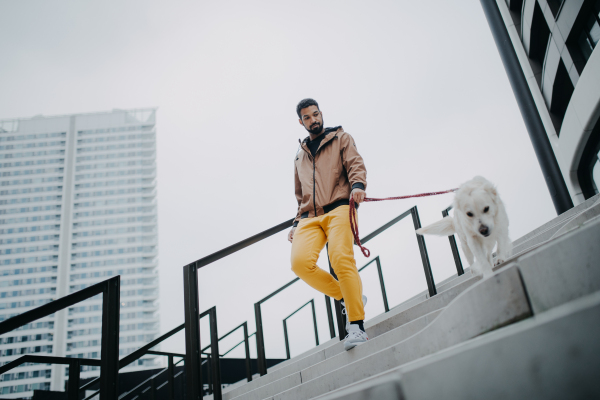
[466,212,473,217]
[483,206,489,213]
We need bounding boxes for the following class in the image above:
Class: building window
[549,60,575,133]
[529,2,552,87]
[567,0,600,74]
[506,0,524,36]
[547,0,564,17]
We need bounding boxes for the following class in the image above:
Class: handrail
[0,355,101,375]
[442,206,465,275]
[188,218,294,270]
[221,332,256,357]
[282,299,319,359]
[0,276,120,400]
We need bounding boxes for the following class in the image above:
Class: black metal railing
[182,204,439,399]
[0,277,120,400]
[442,206,465,275]
[77,305,220,400]
[282,299,319,360]
[0,202,457,400]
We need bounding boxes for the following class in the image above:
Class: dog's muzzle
[479,225,490,237]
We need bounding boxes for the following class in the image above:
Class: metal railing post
[410,207,437,297]
[67,360,80,400]
[374,257,390,312]
[206,355,213,395]
[100,276,120,400]
[183,263,203,400]
[254,302,268,376]
[168,355,175,400]
[150,377,157,400]
[209,307,222,400]
[243,322,252,382]
[324,295,336,339]
[442,208,464,276]
[327,244,347,340]
[283,319,291,359]
[310,299,319,346]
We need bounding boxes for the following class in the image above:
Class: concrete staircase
[221,194,600,400]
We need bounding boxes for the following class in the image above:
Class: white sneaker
[344,324,369,351]
[341,295,367,334]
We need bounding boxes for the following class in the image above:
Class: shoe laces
[344,330,367,340]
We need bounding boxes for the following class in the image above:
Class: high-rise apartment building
[0,109,159,397]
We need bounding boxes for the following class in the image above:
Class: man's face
[298,105,324,135]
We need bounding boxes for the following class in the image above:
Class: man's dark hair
[296,98,319,118]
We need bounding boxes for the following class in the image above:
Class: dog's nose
[479,225,490,237]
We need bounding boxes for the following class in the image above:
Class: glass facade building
[501,0,600,202]
[0,109,159,397]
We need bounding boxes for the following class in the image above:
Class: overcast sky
[1,1,557,361]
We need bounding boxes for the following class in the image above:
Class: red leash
[349,188,459,257]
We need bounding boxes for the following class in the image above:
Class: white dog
[416,176,511,277]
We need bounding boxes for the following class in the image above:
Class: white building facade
[0,109,160,397]
[499,0,600,203]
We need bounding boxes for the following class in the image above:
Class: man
[288,98,368,350]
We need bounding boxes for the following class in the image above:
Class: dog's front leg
[466,236,493,277]
[495,233,512,265]
[456,233,474,266]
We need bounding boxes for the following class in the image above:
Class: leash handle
[350,188,459,258]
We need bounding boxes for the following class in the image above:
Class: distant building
[0,109,159,397]
[499,0,600,202]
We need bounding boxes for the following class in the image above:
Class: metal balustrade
[0,203,465,400]
[0,277,120,400]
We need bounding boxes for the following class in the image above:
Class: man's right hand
[288,227,296,243]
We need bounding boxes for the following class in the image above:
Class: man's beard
[306,121,323,135]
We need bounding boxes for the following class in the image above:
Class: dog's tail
[416,217,456,236]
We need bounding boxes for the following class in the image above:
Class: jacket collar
[299,126,343,158]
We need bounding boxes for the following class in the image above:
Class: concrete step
[317,290,600,400]
[265,265,530,400]
[511,193,599,256]
[222,275,480,400]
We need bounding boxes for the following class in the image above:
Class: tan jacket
[293,127,367,226]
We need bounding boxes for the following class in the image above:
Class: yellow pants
[290,205,364,321]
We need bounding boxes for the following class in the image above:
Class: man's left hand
[351,188,366,204]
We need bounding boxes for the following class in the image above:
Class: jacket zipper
[313,157,317,217]
[302,132,338,218]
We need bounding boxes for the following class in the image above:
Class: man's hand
[288,227,296,243]
[351,188,366,204]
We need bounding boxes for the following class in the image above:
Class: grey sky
[1,1,555,360]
